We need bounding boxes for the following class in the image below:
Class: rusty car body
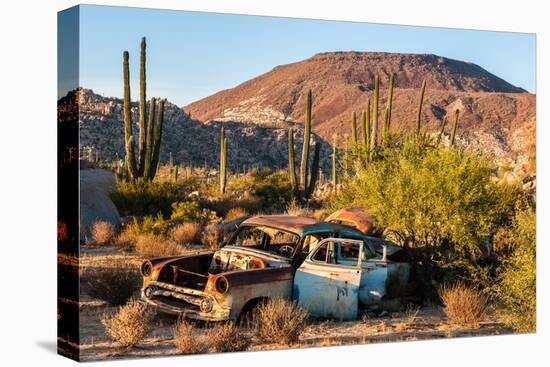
[140,213,410,321]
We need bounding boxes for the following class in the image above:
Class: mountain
[184,52,535,176]
[71,88,332,173]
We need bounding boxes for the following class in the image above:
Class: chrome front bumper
[140,281,231,321]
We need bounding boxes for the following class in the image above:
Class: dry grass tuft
[225,207,249,221]
[171,222,200,245]
[208,322,251,352]
[201,223,221,249]
[439,282,488,328]
[173,320,251,354]
[135,234,184,257]
[91,221,116,245]
[254,298,309,345]
[84,264,141,305]
[172,319,207,354]
[394,306,420,332]
[101,299,153,347]
[285,200,314,218]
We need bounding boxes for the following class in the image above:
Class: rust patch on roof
[241,215,363,236]
[325,207,375,234]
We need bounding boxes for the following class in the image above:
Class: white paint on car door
[294,238,363,320]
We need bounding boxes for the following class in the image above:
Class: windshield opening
[227,225,300,258]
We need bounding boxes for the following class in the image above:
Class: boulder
[79,169,121,243]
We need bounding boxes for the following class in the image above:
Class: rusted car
[140,213,409,321]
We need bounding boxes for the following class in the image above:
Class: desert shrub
[285,199,314,218]
[208,322,251,352]
[170,200,203,222]
[123,213,170,241]
[91,221,116,245]
[172,319,208,354]
[85,265,141,305]
[225,207,249,221]
[201,223,221,249]
[135,234,183,257]
[171,222,201,245]
[493,208,536,332]
[111,178,194,216]
[101,299,153,347]
[254,298,309,345]
[227,168,292,212]
[173,319,250,354]
[439,282,488,327]
[329,139,521,296]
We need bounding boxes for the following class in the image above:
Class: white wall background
[0,1,547,366]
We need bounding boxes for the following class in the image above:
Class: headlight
[200,298,213,313]
[215,276,229,294]
[141,260,153,277]
[144,286,156,298]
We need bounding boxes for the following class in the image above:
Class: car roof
[241,215,364,237]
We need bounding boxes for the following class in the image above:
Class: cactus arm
[137,37,147,175]
[306,143,321,199]
[416,79,427,134]
[300,90,312,192]
[143,97,156,180]
[288,128,298,197]
[123,51,138,179]
[450,109,459,146]
[370,76,379,159]
[351,111,358,145]
[436,116,447,146]
[149,99,165,180]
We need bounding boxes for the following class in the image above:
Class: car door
[293,238,363,320]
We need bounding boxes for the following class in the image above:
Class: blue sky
[64,4,536,106]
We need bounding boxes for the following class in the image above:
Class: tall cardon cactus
[122,37,166,181]
[288,89,321,201]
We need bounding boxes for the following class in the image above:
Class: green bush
[110,178,197,216]
[245,168,293,212]
[493,208,536,332]
[125,212,170,238]
[170,200,202,222]
[328,138,521,296]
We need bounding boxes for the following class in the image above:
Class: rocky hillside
[71,88,332,173]
[185,52,535,176]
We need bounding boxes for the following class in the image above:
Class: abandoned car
[140,213,410,321]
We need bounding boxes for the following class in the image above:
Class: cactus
[300,90,312,192]
[370,76,379,159]
[351,111,358,145]
[123,51,138,180]
[142,97,156,178]
[332,134,338,193]
[122,37,165,181]
[364,99,371,155]
[219,127,227,195]
[137,37,147,175]
[174,165,179,183]
[148,98,165,179]
[416,79,427,134]
[450,109,460,146]
[436,116,447,146]
[288,128,298,196]
[306,143,321,199]
[288,89,322,201]
[382,74,394,143]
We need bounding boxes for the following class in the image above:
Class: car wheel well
[238,297,269,322]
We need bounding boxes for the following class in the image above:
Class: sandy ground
[58,245,513,362]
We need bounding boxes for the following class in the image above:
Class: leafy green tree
[329,138,520,297]
[493,208,536,332]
